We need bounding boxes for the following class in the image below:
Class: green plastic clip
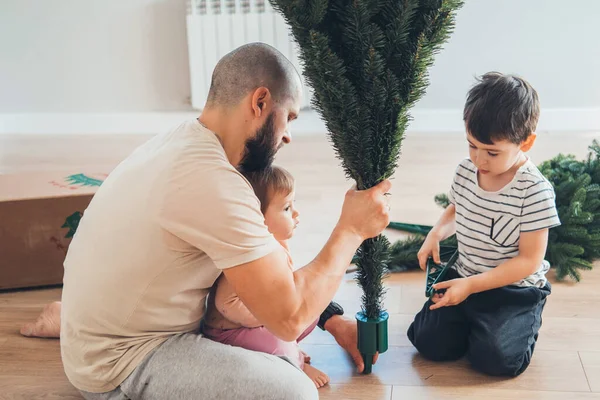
[386,222,433,236]
[425,249,458,298]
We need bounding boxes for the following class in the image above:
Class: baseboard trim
[1,108,599,135]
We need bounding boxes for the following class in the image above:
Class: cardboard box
[0,172,107,290]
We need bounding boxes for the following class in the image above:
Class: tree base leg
[356,311,389,375]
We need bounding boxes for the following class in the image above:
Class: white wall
[417,0,600,110]
[1,0,599,134]
[0,0,192,113]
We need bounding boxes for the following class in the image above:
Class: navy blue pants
[407,268,550,377]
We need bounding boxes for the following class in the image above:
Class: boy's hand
[429,278,473,310]
[417,231,441,270]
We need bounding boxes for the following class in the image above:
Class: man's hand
[324,315,378,373]
[429,278,473,310]
[338,180,392,242]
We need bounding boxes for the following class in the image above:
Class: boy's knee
[468,339,531,377]
[408,320,466,362]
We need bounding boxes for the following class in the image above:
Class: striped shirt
[448,158,561,287]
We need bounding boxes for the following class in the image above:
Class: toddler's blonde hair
[243,165,294,214]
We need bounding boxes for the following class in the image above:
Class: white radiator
[186,0,313,110]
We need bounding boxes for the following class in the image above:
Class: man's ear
[251,87,272,118]
[520,133,537,152]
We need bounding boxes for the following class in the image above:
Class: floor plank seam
[329,381,596,393]
[579,351,593,392]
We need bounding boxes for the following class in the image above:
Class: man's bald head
[206,43,302,108]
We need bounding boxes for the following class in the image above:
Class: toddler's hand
[417,231,441,271]
[429,278,472,310]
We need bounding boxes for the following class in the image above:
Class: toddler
[202,165,330,388]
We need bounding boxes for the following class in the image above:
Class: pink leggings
[202,319,318,370]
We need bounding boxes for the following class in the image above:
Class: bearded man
[50,43,392,399]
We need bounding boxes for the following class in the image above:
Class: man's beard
[239,113,280,173]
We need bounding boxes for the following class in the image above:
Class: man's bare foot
[300,349,311,364]
[20,301,61,338]
[303,363,329,388]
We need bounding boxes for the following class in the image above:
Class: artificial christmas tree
[269,0,463,373]
[385,140,600,282]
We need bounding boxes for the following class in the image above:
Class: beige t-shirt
[60,120,279,393]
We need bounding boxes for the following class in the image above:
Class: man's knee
[256,357,317,400]
[279,375,318,400]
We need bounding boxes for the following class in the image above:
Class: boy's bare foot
[300,349,311,364]
[20,301,61,338]
[303,363,329,388]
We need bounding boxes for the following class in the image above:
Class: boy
[407,72,560,377]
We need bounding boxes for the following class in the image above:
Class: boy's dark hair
[243,165,295,214]
[463,72,540,145]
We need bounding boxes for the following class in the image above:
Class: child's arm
[430,229,549,310]
[417,204,456,269]
[431,174,560,311]
[214,275,262,328]
[466,228,549,293]
[461,177,559,294]
[430,203,457,241]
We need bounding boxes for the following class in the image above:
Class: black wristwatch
[317,301,344,330]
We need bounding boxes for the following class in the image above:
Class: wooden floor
[1,128,600,399]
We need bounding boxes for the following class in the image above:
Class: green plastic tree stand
[356,311,389,374]
[425,250,459,298]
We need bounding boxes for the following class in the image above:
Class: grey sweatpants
[80,332,318,400]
